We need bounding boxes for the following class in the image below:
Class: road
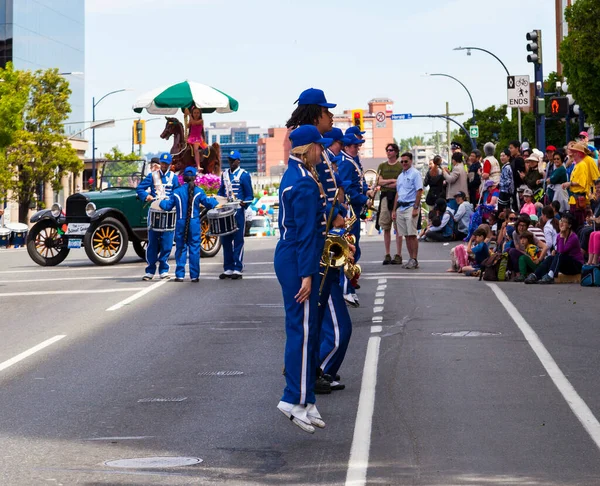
[1,234,600,485]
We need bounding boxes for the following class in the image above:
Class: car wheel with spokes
[26,219,70,266]
[84,217,129,265]
[200,215,221,257]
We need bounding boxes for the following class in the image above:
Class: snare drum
[207,207,238,236]
[149,208,176,232]
[5,222,28,247]
[0,227,10,248]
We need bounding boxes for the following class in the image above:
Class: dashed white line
[488,283,600,451]
[371,316,383,323]
[376,285,387,291]
[375,292,385,298]
[106,280,168,312]
[373,307,383,313]
[370,325,382,333]
[0,335,66,373]
[374,298,385,306]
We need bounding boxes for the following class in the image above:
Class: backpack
[479,252,509,282]
[581,264,600,287]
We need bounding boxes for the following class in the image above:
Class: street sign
[507,75,530,107]
[391,113,412,120]
[375,111,386,122]
[469,125,479,138]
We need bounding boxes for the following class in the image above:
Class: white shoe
[159,273,171,280]
[277,401,315,434]
[343,293,359,308]
[306,403,326,429]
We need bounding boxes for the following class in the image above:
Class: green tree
[4,67,82,221]
[560,0,600,127]
[101,146,144,185]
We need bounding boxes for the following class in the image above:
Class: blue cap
[289,125,333,149]
[343,134,365,146]
[183,166,197,177]
[296,88,336,108]
[159,152,173,164]
[228,150,241,160]
[346,126,365,136]
[324,127,344,142]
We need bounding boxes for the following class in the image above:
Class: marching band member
[136,152,180,281]
[337,135,373,307]
[345,125,365,141]
[159,167,218,282]
[275,125,331,434]
[217,150,253,280]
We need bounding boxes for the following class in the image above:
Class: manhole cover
[105,456,202,468]
[432,331,502,337]
[198,370,244,376]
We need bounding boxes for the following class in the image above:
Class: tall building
[205,121,268,173]
[0,0,85,136]
[257,127,289,176]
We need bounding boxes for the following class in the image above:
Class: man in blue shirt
[136,152,180,280]
[392,152,423,269]
[217,150,254,279]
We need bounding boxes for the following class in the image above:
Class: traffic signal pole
[535,61,546,151]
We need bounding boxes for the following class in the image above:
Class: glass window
[249,134,260,143]
[212,135,217,144]
[234,131,246,143]
[220,135,231,144]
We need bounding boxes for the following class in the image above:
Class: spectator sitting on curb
[507,214,547,277]
[448,224,492,273]
[524,212,584,284]
[461,227,490,276]
[453,191,473,241]
[514,230,543,282]
[424,198,455,242]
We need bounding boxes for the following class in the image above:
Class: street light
[59,71,84,76]
[453,46,523,142]
[67,119,115,140]
[91,88,131,189]
[425,73,476,124]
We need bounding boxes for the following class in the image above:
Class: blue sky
[85,0,557,157]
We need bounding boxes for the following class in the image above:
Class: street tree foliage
[0,64,82,220]
[101,146,145,187]
[560,0,600,127]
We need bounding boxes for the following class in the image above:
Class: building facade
[205,121,268,174]
[0,0,85,135]
[257,127,289,177]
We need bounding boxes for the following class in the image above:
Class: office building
[257,127,289,177]
[206,121,268,174]
[0,0,85,135]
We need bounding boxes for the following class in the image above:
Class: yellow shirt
[584,155,600,190]
[569,160,591,204]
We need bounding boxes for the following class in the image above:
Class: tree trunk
[19,199,31,224]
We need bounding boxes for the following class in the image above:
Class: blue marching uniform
[316,148,353,380]
[275,155,327,405]
[159,179,218,280]
[337,149,368,295]
[217,168,253,274]
[136,168,180,277]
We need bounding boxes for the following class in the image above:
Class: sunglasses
[401,160,410,164]
[386,149,396,152]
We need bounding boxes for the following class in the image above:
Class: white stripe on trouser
[238,243,244,271]
[320,296,340,370]
[300,300,309,404]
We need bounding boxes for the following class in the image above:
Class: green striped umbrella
[133,80,239,115]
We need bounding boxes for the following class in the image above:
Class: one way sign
[507,75,530,107]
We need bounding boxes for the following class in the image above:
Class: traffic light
[549,97,569,116]
[133,119,146,145]
[526,30,542,64]
[351,109,364,132]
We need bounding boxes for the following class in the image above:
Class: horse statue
[160,117,221,175]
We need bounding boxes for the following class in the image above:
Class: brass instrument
[361,169,379,219]
[341,201,361,282]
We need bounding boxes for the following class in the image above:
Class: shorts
[396,206,418,236]
[378,196,397,231]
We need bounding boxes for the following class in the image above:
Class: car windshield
[100,160,146,189]
[251,218,268,228]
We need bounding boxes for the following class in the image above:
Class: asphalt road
[1,233,600,485]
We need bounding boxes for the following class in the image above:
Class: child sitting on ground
[448,224,492,272]
[515,230,542,282]
[461,227,490,276]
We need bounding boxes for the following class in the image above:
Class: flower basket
[177,172,221,195]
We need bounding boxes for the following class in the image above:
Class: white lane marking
[345,335,381,486]
[371,316,383,323]
[106,280,168,312]
[488,283,600,451]
[0,288,144,298]
[375,292,385,298]
[374,298,384,306]
[370,325,382,333]
[0,335,66,372]
[0,264,143,275]
[0,275,141,284]
[376,285,387,291]
[373,307,383,313]
[378,278,387,284]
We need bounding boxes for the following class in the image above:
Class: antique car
[26,159,221,266]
